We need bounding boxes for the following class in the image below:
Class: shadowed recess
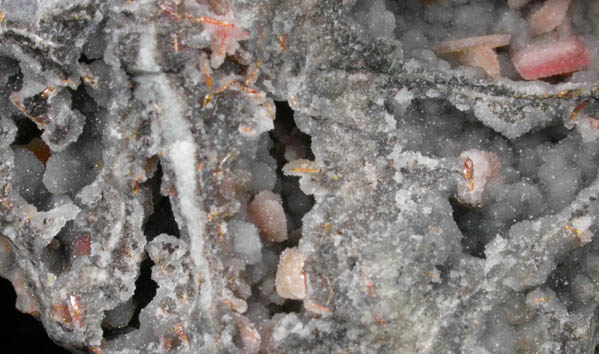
[127,256,158,330]
[143,162,180,240]
[0,276,70,353]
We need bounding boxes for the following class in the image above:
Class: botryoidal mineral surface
[1,0,599,353]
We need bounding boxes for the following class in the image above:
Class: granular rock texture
[0,0,599,353]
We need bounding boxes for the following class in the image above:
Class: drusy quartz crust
[1,0,599,353]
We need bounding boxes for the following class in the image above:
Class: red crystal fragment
[511,37,589,80]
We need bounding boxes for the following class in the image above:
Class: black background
[0,276,70,354]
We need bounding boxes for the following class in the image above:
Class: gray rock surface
[0,0,598,353]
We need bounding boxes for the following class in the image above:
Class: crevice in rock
[143,162,180,240]
[102,324,131,341]
[13,117,43,146]
[127,256,158,329]
[270,101,315,248]
[270,299,303,316]
[69,83,105,144]
[240,100,316,325]
[69,84,95,118]
[450,198,486,259]
[545,258,574,307]
[54,221,79,272]
[10,115,50,208]
[40,221,73,276]
[255,101,314,315]
[519,120,570,146]
[40,238,67,275]
[102,297,137,340]
[78,53,95,65]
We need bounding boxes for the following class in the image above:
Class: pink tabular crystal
[511,37,589,80]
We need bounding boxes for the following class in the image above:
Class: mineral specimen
[247,190,288,243]
[0,0,599,353]
[511,36,590,80]
[434,34,511,79]
[274,247,306,301]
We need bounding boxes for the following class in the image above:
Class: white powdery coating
[275,248,306,300]
[271,313,307,343]
[230,221,263,265]
[136,25,160,73]
[167,99,213,312]
[394,87,414,105]
[391,150,440,171]
[457,149,500,206]
[247,190,287,243]
[37,0,91,16]
[529,0,571,35]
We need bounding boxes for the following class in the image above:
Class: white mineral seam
[137,25,213,313]
[136,24,160,73]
